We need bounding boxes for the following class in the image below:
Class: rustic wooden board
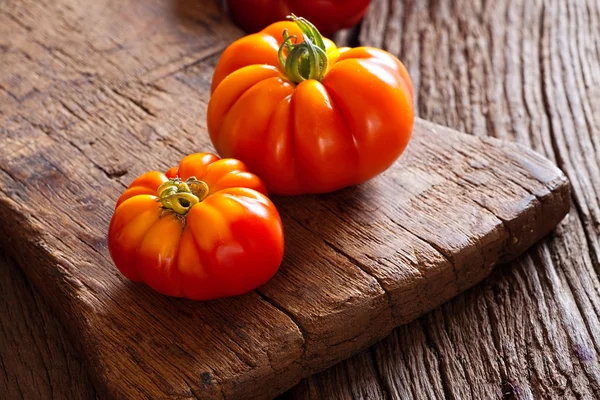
[0,0,570,399]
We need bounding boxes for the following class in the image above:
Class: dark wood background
[2,0,600,398]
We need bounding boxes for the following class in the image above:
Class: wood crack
[387,216,459,286]
[0,85,20,103]
[109,87,157,118]
[23,117,128,185]
[367,347,391,400]
[421,321,452,400]
[181,377,201,400]
[323,240,394,318]
[482,285,510,385]
[142,44,229,83]
[254,289,308,363]
[0,9,32,32]
[55,98,86,123]
[0,165,19,188]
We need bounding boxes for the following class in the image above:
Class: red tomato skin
[226,0,372,37]
[107,153,284,300]
[208,21,414,196]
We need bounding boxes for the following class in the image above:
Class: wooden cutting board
[0,0,570,399]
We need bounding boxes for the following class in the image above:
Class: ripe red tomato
[107,153,284,300]
[226,0,372,37]
[208,17,414,195]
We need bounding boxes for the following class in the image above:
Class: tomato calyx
[157,177,209,215]
[278,15,329,84]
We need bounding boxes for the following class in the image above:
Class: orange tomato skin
[107,153,284,300]
[208,21,414,195]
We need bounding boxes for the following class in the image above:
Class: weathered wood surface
[0,1,574,400]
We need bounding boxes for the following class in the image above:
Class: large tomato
[107,153,284,300]
[208,17,414,195]
[226,0,372,37]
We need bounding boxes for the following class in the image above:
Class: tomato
[208,17,414,195]
[107,153,284,300]
[226,0,372,37]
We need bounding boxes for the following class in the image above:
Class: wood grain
[0,252,96,400]
[0,0,571,399]
[288,0,600,398]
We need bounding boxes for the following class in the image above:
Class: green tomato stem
[278,15,329,84]
[157,177,209,215]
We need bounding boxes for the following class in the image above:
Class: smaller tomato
[108,153,284,300]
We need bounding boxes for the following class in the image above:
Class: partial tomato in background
[208,17,414,195]
[108,153,284,300]
[226,0,372,37]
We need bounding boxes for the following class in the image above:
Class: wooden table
[2,0,600,398]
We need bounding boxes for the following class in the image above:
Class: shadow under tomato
[107,276,281,362]
[273,179,386,229]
